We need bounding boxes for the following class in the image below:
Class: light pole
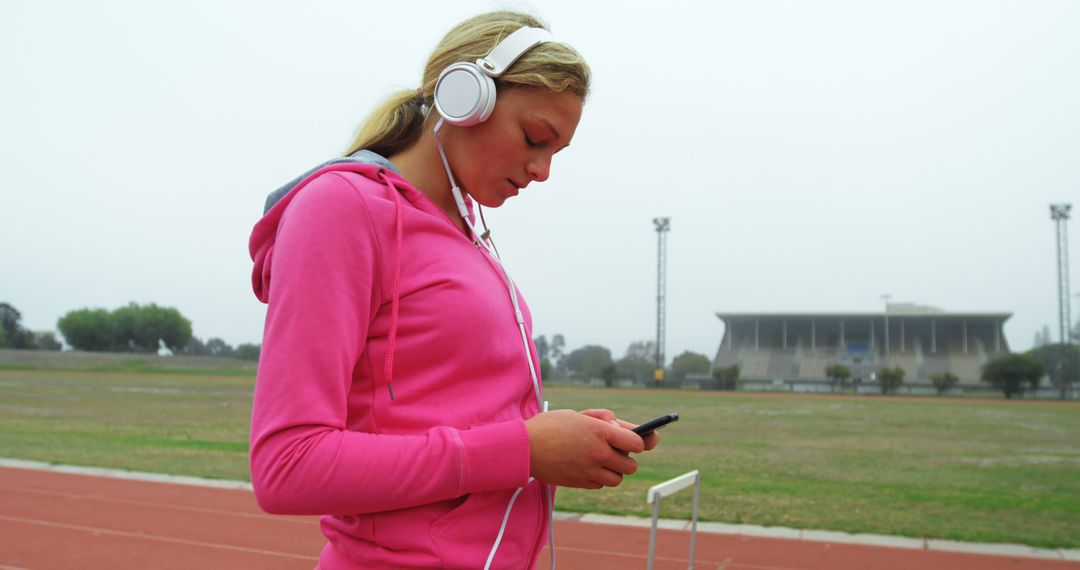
[1050,204,1072,344]
[653,217,671,386]
[881,293,892,367]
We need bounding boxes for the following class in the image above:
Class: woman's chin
[474,194,509,208]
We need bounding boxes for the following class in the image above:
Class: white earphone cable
[435,119,552,568]
[485,482,527,570]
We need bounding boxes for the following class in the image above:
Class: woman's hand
[581,408,661,452]
[524,408,655,489]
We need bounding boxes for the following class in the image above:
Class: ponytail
[344,89,428,158]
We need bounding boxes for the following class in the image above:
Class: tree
[533,336,549,361]
[878,366,905,395]
[1074,292,1080,343]
[205,337,234,358]
[1026,344,1079,399]
[0,303,19,344]
[930,372,959,395]
[712,365,740,390]
[58,308,114,351]
[144,304,192,352]
[601,363,617,387]
[0,324,6,348]
[616,340,656,384]
[108,303,140,351]
[670,351,711,383]
[982,354,1044,399]
[550,334,566,376]
[539,358,553,383]
[534,335,554,382]
[564,344,612,381]
[0,302,33,349]
[234,343,261,361]
[57,303,193,353]
[110,303,192,353]
[32,331,63,351]
[182,336,210,356]
[825,364,852,391]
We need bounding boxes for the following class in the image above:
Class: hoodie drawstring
[379,170,404,401]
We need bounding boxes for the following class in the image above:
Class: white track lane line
[0,485,312,526]
[0,515,318,562]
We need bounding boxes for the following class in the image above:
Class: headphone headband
[476,27,554,77]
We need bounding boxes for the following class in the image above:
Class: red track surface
[1,466,1075,569]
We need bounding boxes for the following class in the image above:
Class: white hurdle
[646,469,700,570]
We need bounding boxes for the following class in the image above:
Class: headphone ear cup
[434,62,497,126]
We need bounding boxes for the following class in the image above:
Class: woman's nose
[527,155,551,182]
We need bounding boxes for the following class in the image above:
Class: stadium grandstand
[710,303,1011,393]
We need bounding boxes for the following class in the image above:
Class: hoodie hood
[249,151,403,304]
[263,150,400,214]
[248,150,475,398]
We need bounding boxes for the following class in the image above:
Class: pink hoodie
[248,162,548,568]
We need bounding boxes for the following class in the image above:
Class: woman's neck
[388,128,467,233]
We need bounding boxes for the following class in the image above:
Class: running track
[1,466,1076,569]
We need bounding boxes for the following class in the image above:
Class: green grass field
[1,367,1078,548]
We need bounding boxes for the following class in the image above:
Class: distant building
[712,303,1010,389]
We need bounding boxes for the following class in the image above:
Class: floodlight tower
[1051,204,1072,344]
[653,217,671,382]
[881,293,892,366]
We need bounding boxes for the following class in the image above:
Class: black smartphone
[632,412,679,436]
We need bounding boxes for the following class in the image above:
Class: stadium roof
[716,302,1011,321]
[715,311,1012,320]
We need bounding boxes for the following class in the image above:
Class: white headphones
[433,26,554,126]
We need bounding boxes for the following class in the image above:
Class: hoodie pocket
[429,486,541,570]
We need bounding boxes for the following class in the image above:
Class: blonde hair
[345,11,590,157]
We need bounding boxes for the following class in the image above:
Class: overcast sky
[2,0,1078,362]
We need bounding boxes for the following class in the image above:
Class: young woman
[248,11,658,569]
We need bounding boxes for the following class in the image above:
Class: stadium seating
[887,353,920,383]
[739,350,771,378]
[767,351,796,378]
[949,354,983,383]
[798,353,828,379]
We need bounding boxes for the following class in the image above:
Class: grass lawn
[549,386,1080,549]
[1,368,1078,548]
